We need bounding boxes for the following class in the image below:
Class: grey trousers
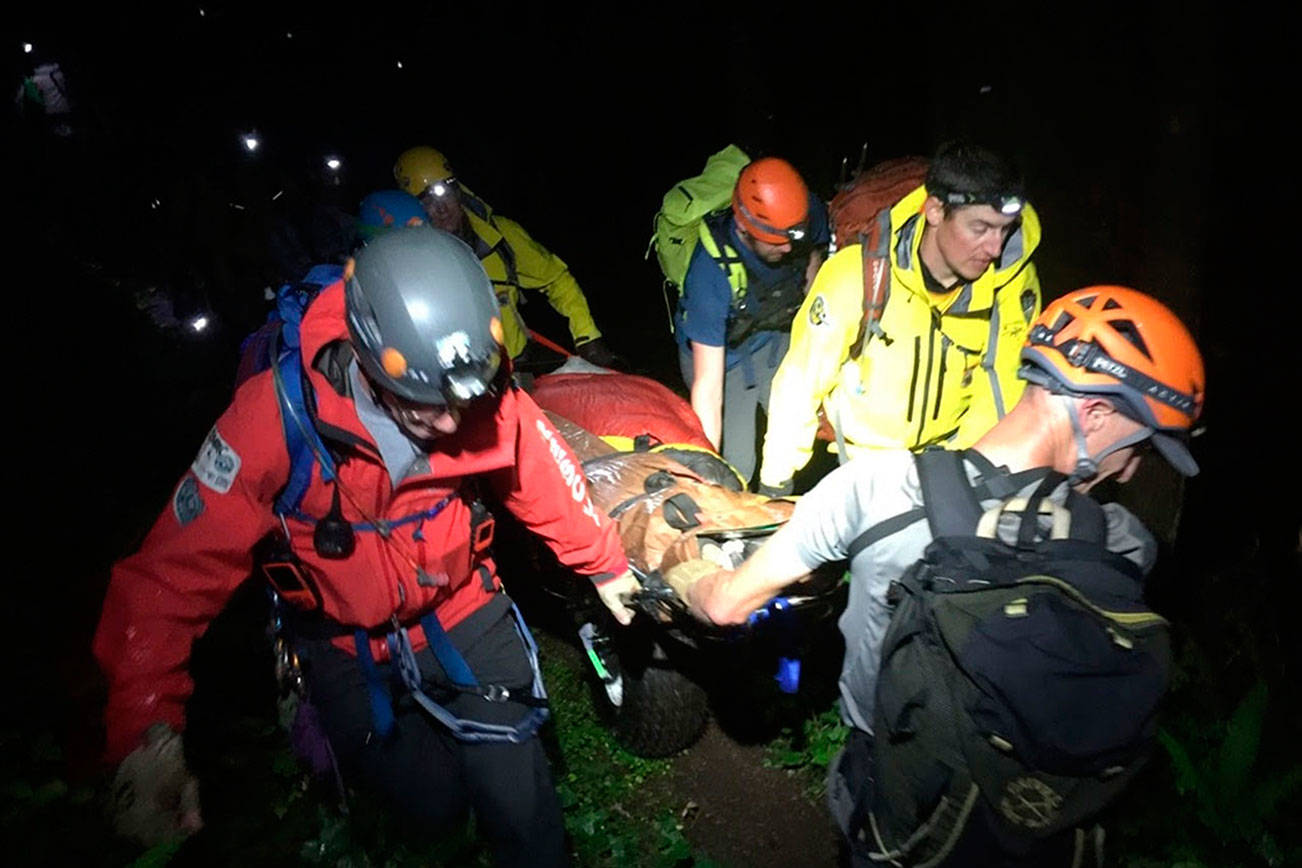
[680,332,790,487]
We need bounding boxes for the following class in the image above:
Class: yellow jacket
[759,186,1041,488]
[460,192,601,359]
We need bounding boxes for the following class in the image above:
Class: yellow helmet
[393,146,454,197]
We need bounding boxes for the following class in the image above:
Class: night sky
[9,0,1297,836]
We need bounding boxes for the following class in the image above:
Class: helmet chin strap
[1062,399,1097,484]
[1061,397,1154,484]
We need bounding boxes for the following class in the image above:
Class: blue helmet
[357,190,426,239]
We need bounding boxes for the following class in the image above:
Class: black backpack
[865,449,1170,866]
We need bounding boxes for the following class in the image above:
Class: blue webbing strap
[386,603,550,744]
[353,629,397,739]
[418,612,479,687]
[271,338,339,517]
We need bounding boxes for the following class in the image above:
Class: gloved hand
[110,723,203,846]
[596,570,642,626]
[662,558,722,601]
[575,338,621,369]
[758,479,794,498]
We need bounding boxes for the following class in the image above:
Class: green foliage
[0,628,724,867]
[1157,681,1302,866]
[539,632,714,866]
[128,840,184,868]
[763,705,848,801]
[0,728,141,864]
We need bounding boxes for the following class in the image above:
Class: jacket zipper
[906,336,921,423]
[933,334,950,421]
[914,327,936,448]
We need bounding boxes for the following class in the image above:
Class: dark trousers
[297,600,566,868]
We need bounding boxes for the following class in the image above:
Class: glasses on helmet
[936,187,1025,216]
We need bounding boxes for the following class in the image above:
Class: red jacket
[94,283,629,764]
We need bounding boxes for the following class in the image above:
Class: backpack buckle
[470,500,495,556]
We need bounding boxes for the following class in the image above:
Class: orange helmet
[1020,286,1205,474]
[731,158,810,245]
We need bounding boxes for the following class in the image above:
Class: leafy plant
[764,705,848,802]
[1158,681,1302,866]
[540,632,717,866]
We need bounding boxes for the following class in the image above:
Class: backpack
[828,156,928,359]
[863,449,1170,865]
[235,264,344,388]
[648,144,751,295]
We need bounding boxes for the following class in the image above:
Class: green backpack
[648,144,750,300]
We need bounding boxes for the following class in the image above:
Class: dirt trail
[668,721,842,867]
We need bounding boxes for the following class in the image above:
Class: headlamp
[736,199,809,244]
[937,188,1024,216]
[421,178,457,201]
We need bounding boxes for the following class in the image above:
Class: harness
[698,213,809,350]
[264,324,549,744]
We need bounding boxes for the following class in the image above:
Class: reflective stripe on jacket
[93,282,627,763]
[460,190,600,358]
[759,186,1041,488]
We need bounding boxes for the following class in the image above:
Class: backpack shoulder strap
[916,448,983,538]
[850,208,896,360]
[1062,487,1108,544]
[271,329,337,517]
[845,450,1045,560]
[700,214,747,301]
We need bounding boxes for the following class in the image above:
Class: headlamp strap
[736,199,808,241]
[1029,327,1196,416]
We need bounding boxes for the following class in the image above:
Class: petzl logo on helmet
[1088,354,1129,378]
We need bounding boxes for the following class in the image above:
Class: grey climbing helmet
[345,225,504,405]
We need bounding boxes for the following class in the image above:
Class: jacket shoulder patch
[808,294,828,327]
[172,475,205,526]
[192,426,242,494]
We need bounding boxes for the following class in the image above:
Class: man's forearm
[690,385,722,449]
[688,525,812,624]
[689,342,726,449]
